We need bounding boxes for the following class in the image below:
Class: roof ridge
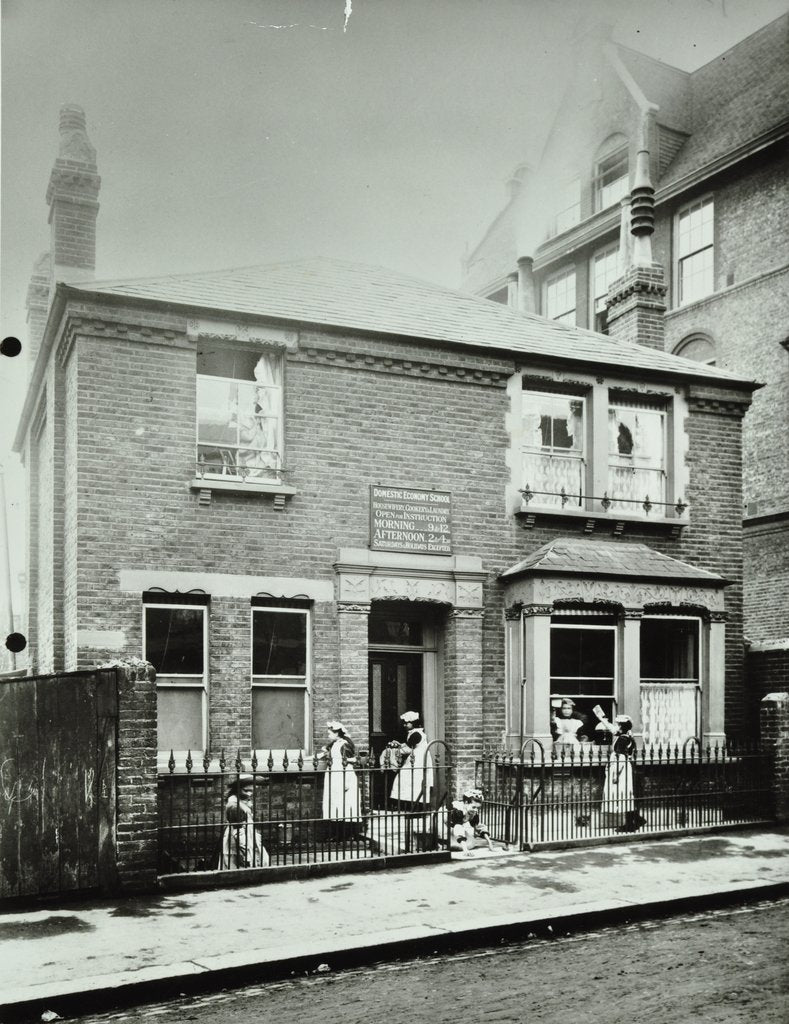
[689,10,788,79]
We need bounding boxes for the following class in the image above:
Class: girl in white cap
[317,721,360,834]
[595,713,646,832]
[388,711,434,808]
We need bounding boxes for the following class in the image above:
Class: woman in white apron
[317,721,360,835]
[389,711,434,809]
[596,714,645,832]
[218,774,270,869]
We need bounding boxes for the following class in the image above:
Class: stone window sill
[190,477,297,501]
[516,505,688,537]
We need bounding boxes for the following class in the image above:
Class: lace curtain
[640,683,699,752]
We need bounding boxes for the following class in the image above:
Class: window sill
[191,477,297,499]
[516,505,688,536]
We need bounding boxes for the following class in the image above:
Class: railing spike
[168,749,175,774]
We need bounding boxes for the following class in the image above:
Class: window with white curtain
[522,391,585,507]
[640,616,701,750]
[197,345,283,481]
[607,400,666,511]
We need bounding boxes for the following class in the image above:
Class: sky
[1,0,787,628]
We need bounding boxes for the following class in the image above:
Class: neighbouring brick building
[462,14,789,719]
[16,100,760,790]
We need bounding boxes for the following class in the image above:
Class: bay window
[197,345,283,481]
[640,616,701,750]
[608,401,666,511]
[144,602,207,758]
[676,196,714,305]
[522,390,585,508]
[252,606,310,756]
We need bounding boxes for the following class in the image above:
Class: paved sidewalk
[1,828,788,1019]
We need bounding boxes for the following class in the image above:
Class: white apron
[390,728,434,804]
[322,738,360,819]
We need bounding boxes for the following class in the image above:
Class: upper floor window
[590,243,619,334]
[676,197,714,305]
[552,177,581,236]
[674,333,716,366]
[144,601,207,759]
[522,390,585,508]
[543,267,576,325]
[608,400,666,511]
[594,134,629,212]
[197,345,283,481]
[252,606,310,756]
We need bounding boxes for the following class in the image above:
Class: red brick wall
[25,296,755,758]
[744,519,789,645]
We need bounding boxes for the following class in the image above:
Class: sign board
[370,486,452,555]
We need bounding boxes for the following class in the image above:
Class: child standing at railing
[218,774,270,869]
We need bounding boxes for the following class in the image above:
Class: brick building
[462,14,789,711]
[15,101,759,785]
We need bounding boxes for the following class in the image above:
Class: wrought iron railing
[475,739,772,850]
[520,485,688,518]
[159,743,453,876]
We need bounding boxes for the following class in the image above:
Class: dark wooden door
[369,652,423,808]
[368,649,423,769]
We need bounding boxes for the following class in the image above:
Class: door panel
[368,652,423,761]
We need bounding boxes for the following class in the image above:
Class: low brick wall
[760,692,789,823]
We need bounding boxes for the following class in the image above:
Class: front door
[368,650,423,764]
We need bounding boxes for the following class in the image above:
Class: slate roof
[69,258,752,386]
[500,538,726,585]
[658,14,789,188]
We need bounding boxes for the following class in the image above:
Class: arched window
[674,333,716,366]
[594,133,629,212]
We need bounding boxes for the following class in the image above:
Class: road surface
[77,899,789,1024]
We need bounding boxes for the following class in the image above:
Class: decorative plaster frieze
[369,576,454,604]
[530,577,725,611]
[185,317,298,349]
[292,345,508,388]
[450,607,485,619]
[337,603,371,615]
[334,550,486,609]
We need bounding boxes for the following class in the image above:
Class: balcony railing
[521,484,688,519]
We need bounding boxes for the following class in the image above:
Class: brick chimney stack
[604,116,667,352]
[25,105,100,367]
[46,104,100,286]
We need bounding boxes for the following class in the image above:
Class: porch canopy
[499,538,729,750]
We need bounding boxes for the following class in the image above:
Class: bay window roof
[500,538,727,586]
